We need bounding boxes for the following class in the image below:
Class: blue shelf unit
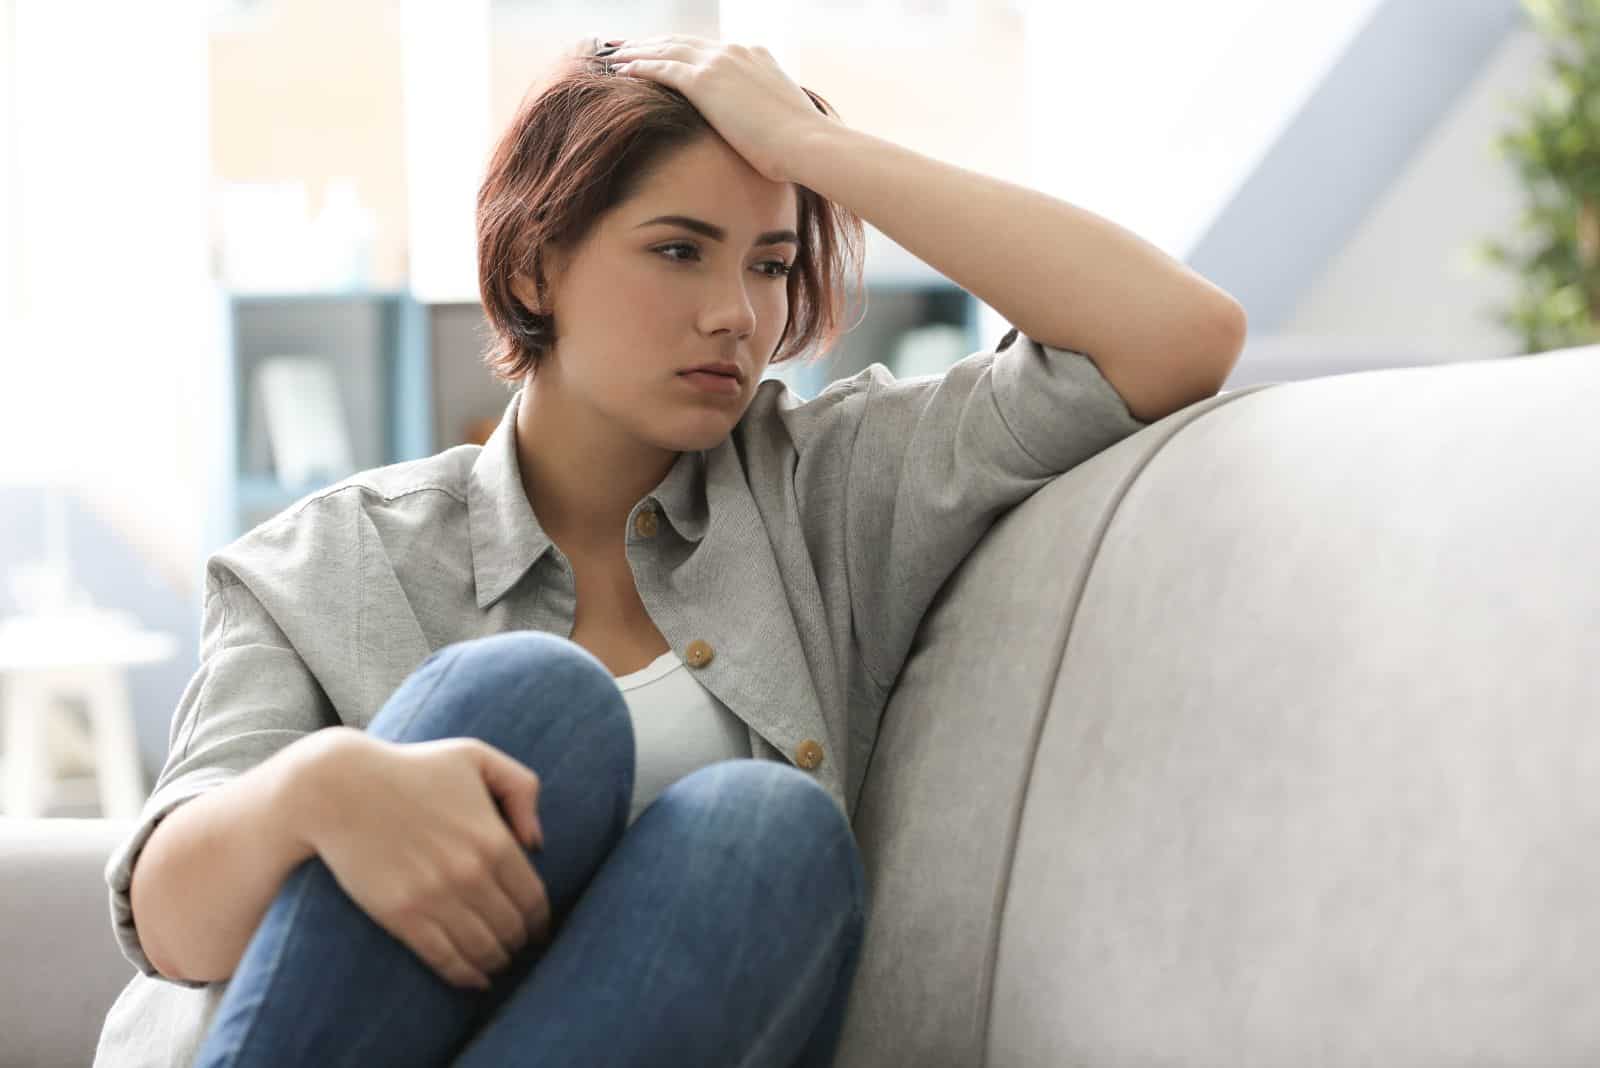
[216,280,980,549]
[766,278,983,398]
[220,290,433,545]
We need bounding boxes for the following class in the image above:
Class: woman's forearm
[130,728,349,983]
[781,122,1246,422]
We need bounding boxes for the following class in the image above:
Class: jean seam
[389,643,466,738]
[335,943,440,1068]
[335,647,474,1063]
[213,858,316,1065]
[733,836,865,1068]
[793,910,866,1068]
[220,646,464,1064]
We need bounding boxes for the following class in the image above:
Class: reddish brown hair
[476,53,866,386]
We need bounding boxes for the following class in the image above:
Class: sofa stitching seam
[977,383,1279,1065]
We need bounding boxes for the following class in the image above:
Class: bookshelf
[220,290,432,544]
[219,277,980,546]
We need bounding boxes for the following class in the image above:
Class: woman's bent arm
[129,726,354,983]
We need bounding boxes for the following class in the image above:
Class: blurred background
[2,0,1593,816]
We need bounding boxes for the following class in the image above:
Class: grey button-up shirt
[94,326,1149,1067]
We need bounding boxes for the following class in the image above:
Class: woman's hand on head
[568,34,609,59]
[585,33,829,183]
[302,731,550,992]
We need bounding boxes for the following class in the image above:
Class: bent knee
[662,761,861,892]
[436,631,615,700]
[426,631,630,740]
[668,757,857,850]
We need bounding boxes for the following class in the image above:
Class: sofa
[4,343,1596,1067]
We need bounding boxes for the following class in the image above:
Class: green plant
[1475,0,1600,353]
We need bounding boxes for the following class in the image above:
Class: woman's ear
[513,246,566,315]
[510,270,542,314]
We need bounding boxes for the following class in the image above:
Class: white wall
[0,0,13,345]
[1233,27,1545,388]
[1020,0,1384,268]
[3,1,219,601]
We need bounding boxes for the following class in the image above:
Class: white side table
[0,613,177,819]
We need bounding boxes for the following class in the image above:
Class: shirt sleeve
[103,563,339,986]
[840,325,1151,693]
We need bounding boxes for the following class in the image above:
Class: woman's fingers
[440,896,513,979]
[493,843,553,948]
[411,915,493,991]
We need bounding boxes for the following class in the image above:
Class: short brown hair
[476,53,866,387]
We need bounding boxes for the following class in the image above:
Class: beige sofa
[4,345,1596,1066]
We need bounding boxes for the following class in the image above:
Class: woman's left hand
[597,34,829,183]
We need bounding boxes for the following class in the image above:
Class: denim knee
[428,631,613,700]
[407,630,633,778]
[661,760,867,920]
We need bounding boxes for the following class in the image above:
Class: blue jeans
[192,631,868,1067]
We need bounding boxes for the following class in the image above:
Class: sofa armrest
[837,383,1262,1066]
[838,346,1600,1067]
[0,817,143,1068]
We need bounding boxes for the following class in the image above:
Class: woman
[94,34,1245,1068]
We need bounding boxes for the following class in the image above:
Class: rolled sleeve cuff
[990,328,1151,472]
[104,774,236,988]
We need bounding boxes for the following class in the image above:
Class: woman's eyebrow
[635,214,799,248]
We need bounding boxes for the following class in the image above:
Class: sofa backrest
[842,348,1600,1065]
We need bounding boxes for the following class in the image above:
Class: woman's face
[513,135,800,453]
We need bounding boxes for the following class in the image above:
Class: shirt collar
[468,387,710,610]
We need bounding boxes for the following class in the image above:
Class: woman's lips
[678,370,741,395]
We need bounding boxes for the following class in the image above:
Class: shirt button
[633,510,659,538]
[794,739,824,771]
[685,639,714,668]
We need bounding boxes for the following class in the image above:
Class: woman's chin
[661,419,741,452]
[677,429,736,451]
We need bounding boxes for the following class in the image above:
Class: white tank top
[613,649,753,826]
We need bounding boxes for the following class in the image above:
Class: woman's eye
[655,242,792,278]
